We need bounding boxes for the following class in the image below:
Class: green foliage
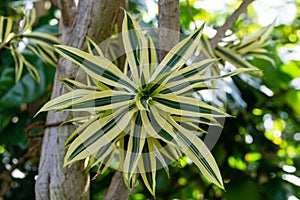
[0,53,55,107]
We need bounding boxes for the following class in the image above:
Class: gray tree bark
[104,171,131,200]
[158,0,180,62]
[35,0,119,199]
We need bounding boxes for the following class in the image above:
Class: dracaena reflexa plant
[0,9,60,83]
[201,22,274,76]
[37,12,251,195]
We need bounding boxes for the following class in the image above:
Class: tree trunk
[158,0,180,62]
[104,171,131,200]
[35,0,119,199]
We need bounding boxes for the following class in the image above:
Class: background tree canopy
[0,0,299,199]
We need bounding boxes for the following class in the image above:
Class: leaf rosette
[37,11,253,195]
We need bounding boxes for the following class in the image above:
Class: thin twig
[25,121,63,139]
[186,0,197,29]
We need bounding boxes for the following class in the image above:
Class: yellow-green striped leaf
[55,45,138,92]
[10,47,24,83]
[38,89,135,113]
[64,106,137,165]
[167,116,224,189]
[24,32,60,46]
[138,139,157,196]
[59,78,98,91]
[215,46,257,69]
[0,16,13,46]
[140,110,177,145]
[86,36,104,57]
[123,113,146,186]
[122,11,147,84]
[152,93,226,118]
[150,24,204,81]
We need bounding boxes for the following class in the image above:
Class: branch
[25,121,65,138]
[186,0,197,29]
[104,171,132,200]
[51,0,76,27]
[210,0,255,49]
